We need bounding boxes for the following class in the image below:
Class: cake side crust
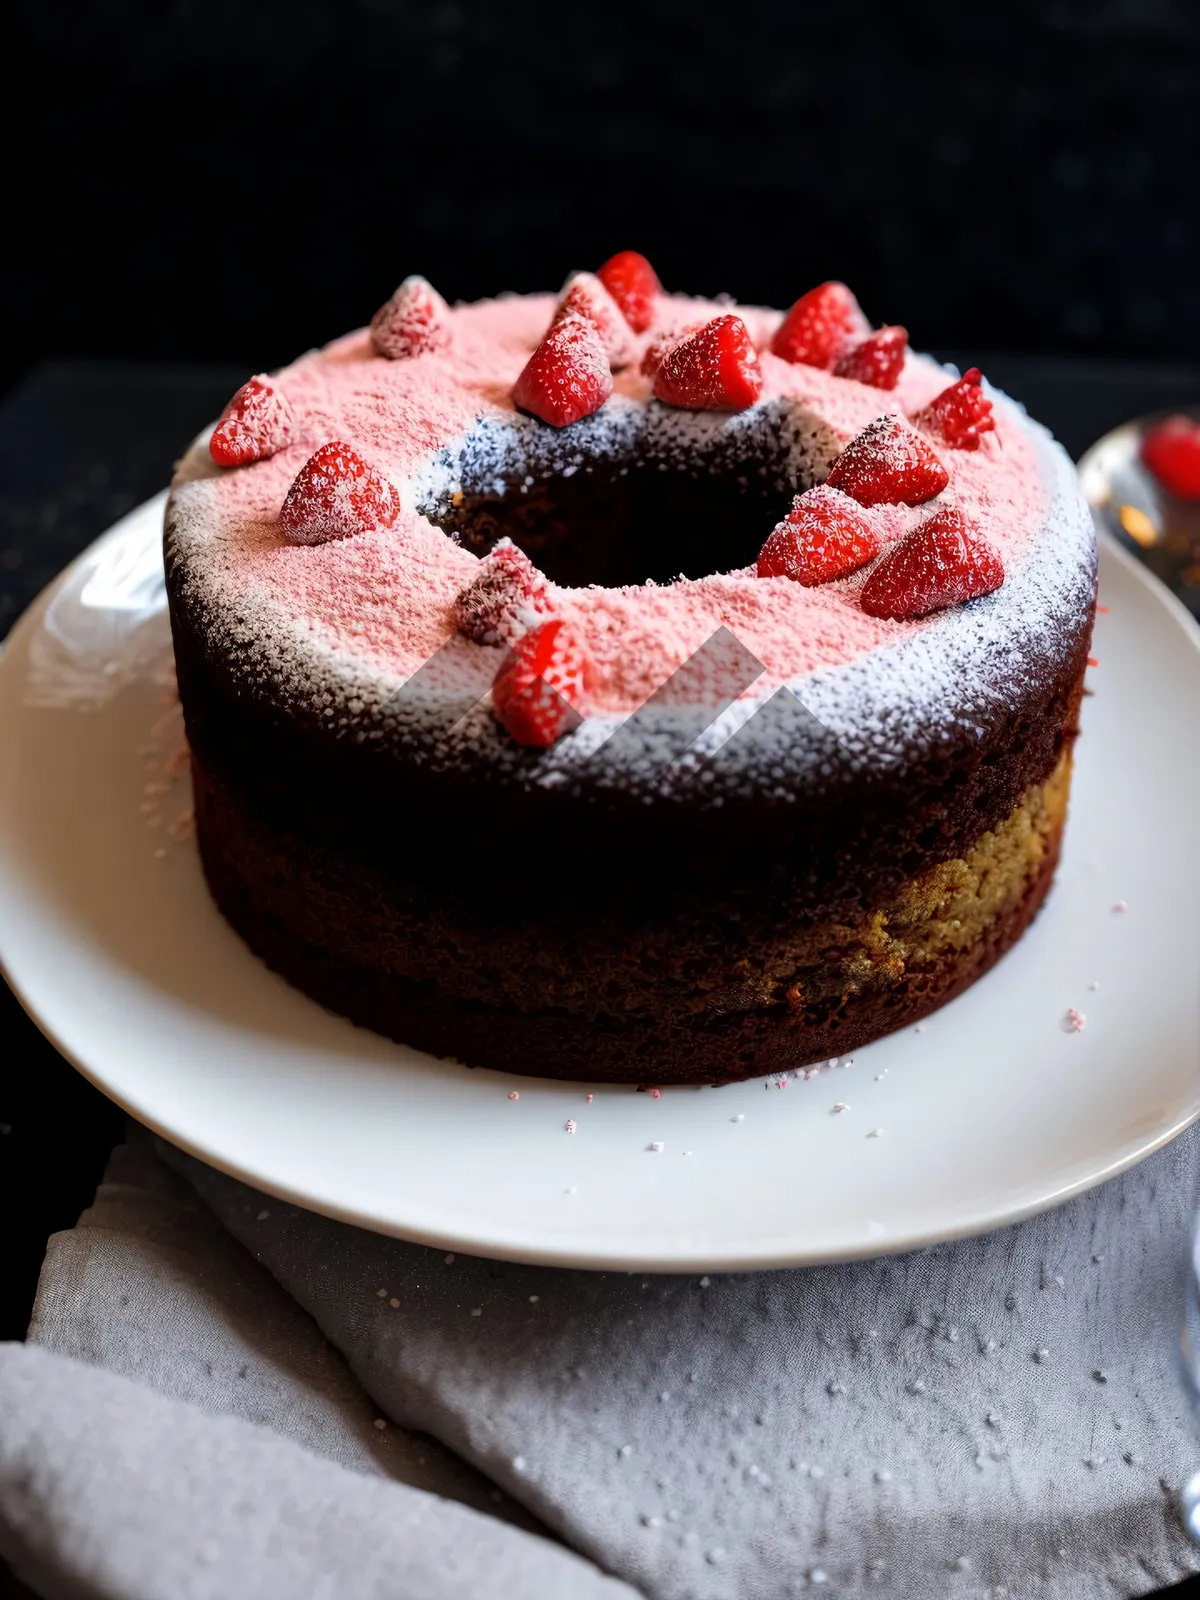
[191,745,1075,1084]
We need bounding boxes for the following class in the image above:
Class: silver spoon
[1077,408,1200,616]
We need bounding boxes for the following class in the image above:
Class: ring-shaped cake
[165,272,1096,1084]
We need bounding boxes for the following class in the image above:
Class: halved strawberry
[825,416,949,506]
[596,250,661,333]
[834,326,908,390]
[771,282,869,369]
[860,508,1005,619]
[1141,414,1200,500]
[512,316,613,428]
[640,322,704,378]
[553,272,634,368]
[652,316,763,411]
[492,617,586,747]
[914,367,997,450]
[454,539,553,646]
[369,276,451,359]
[279,441,401,545]
[756,486,882,585]
[209,375,297,466]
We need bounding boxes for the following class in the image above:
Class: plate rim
[1,496,1198,1272]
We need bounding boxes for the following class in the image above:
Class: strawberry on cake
[165,259,1096,1084]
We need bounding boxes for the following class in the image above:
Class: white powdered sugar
[164,294,1095,809]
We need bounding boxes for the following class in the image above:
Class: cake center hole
[421,416,812,588]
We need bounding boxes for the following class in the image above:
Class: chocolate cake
[165,264,1096,1084]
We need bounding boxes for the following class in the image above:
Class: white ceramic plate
[1,497,1198,1271]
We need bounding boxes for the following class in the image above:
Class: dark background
[4,3,1200,1594]
[5,0,1200,397]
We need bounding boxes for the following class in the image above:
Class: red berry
[369,276,451,359]
[553,272,634,369]
[834,326,908,390]
[492,617,586,747]
[279,441,401,545]
[756,486,883,586]
[826,416,950,507]
[209,375,297,466]
[640,322,704,378]
[454,540,553,646]
[771,282,869,369]
[1140,414,1200,500]
[596,250,661,333]
[512,316,613,428]
[914,367,996,450]
[860,508,1005,620]
[652,316,763,411]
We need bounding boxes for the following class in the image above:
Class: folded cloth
[3,1122,1200,1600]
[0,1347,633,1600]
[21,1132,535,1525]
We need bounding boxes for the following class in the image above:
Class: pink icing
[177,293,1050,715]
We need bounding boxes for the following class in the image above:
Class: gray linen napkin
[0,1131,630,1600]
[3,1123,1200,1600]
[0,1346,632,1600]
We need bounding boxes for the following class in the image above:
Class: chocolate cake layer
[192,746,1074,1083]
[168,603,1089,939]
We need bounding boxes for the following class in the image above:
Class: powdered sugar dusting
[166,290,1094,804]
[209,375,297,467]
[369,276,452,360]
[554,272,635,369]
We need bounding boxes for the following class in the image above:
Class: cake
[165,260,1096,1085]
